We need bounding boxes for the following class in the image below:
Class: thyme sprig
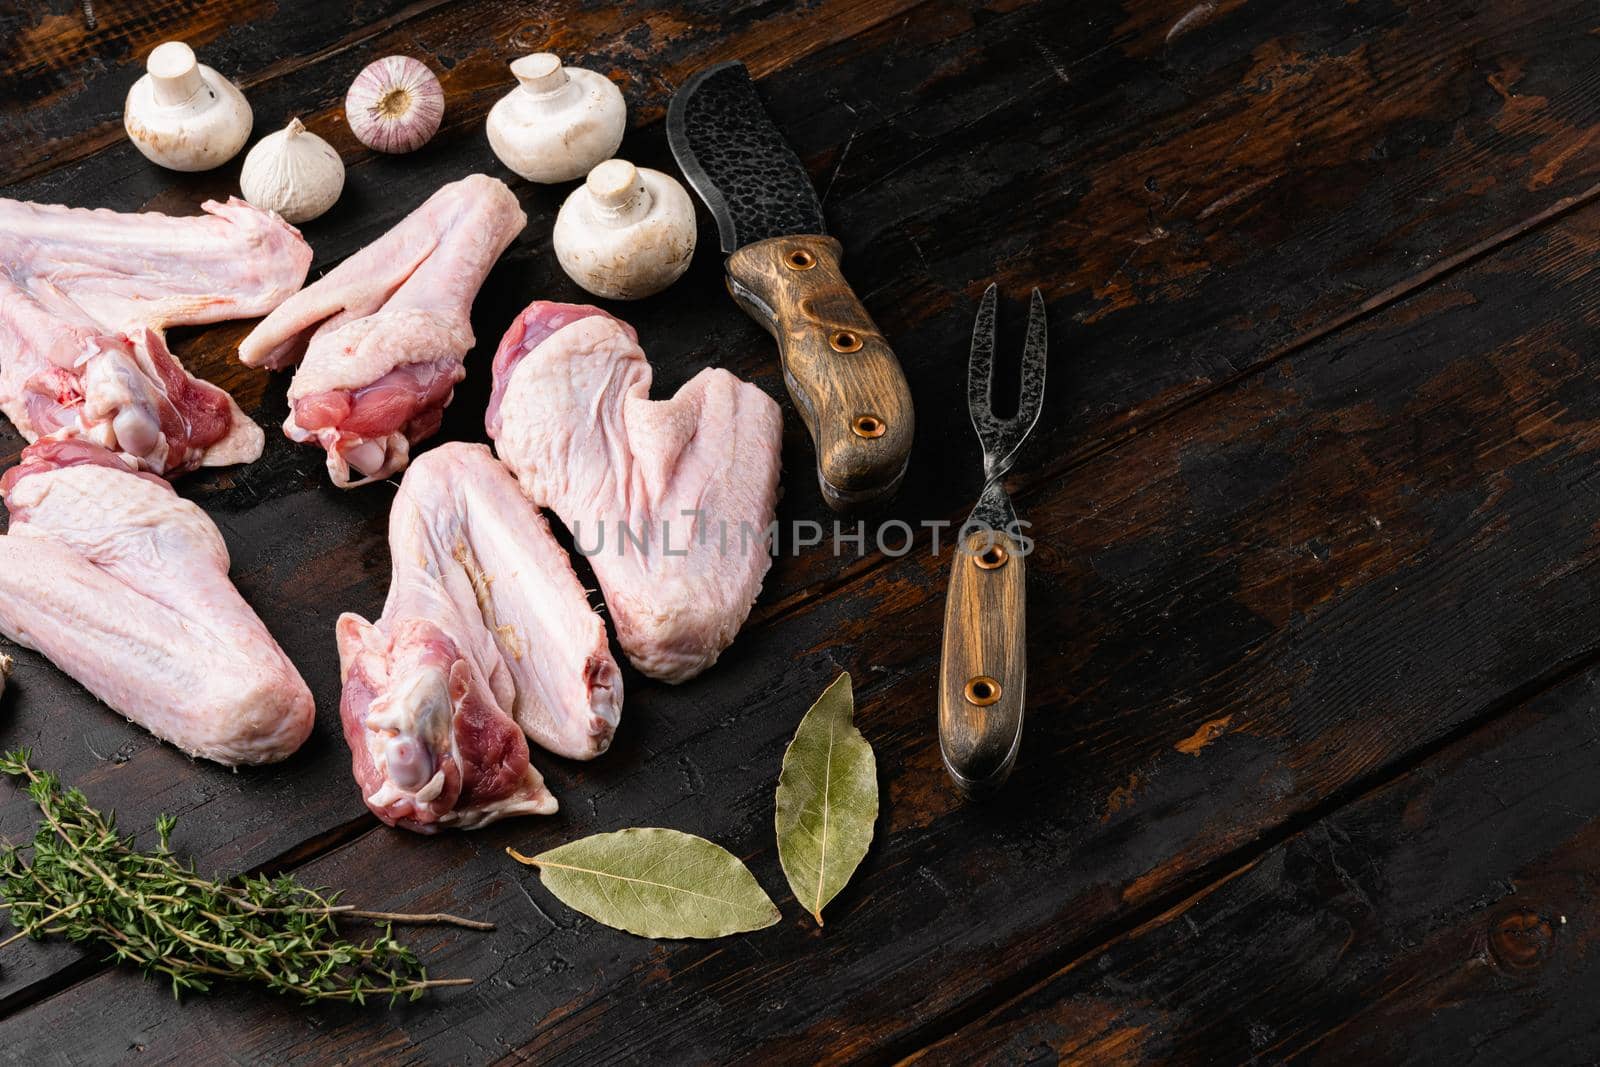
[0,749,490,1004]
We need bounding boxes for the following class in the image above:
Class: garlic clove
[124,41,253,172]
[345,55,445,154]
[486,54,626,184]
[240,117,346,224]
[553,159,698,300]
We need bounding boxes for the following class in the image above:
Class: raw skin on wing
[239,174,527,488]
[0,196,311,476]
[488,301,784,683]
[335,442,622,832]
[0,440,315,765]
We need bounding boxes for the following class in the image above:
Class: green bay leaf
[775,672,878,925]
[507,828,780,939]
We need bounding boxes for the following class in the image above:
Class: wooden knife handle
[938,527,1027,797]
[726,235,914,511]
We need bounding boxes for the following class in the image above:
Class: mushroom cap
[552,163,697,300]
[124,44,252,171]
[486,61,626,184]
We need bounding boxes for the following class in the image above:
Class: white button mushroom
[239,118,345,224]
[487,54,626,184]
[553,159,698,300]
[124,41,253,172]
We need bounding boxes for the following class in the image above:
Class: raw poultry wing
[0,196,311,476]
[335,442,622,832]
[239,174,526,487]
[0,440,315,765]
[488,302,783,683]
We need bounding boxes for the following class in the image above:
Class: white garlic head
[240,118,345,224]
[346,56,445,154]
[124,41,253,172]
[487,54,626,184]
[553,159,697,300]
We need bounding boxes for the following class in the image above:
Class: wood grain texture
[909,665,1600,1065]
[0,0,447,184]
[4,0,1600,1060]
[727,234,915,508]
[938,529,1027,795]
[10,126,1600,1062]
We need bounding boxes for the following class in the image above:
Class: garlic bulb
[487,54,626,184]
[124,41,253,172]
[345,56,445,154]
[240,118,345,224]
[553,159,697,300]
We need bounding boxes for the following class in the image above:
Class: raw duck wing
[0,441,314,765]
[488,302,783,683]
[0,196,310,330]
[0,197,311,476]
[240,175,527,488]
[335,443,621,832]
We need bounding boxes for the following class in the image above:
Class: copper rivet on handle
[785,248,816,270]
[830,329,863,353]
[852,414,885,438]
[974,543,1009,569]
[965,676,1002,706]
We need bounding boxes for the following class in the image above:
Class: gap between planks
[6,28,1600,1043]
[877,180,1600,1062]
[4,0,461,187]
[6,165,1596,1028]
[892,643,1600,1065]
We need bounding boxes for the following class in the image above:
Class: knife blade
[668,61,914,511]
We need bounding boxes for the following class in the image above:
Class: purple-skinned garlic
[345,56,444,154]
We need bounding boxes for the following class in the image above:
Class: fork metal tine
[1011,287,1048,439]
[967,284,999,441]
[967,285,1048,481]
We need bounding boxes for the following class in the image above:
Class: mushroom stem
[586,160,652,227]
[511,53,571,99]
[146,41,206,108]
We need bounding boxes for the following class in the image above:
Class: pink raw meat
[336,442,622,832]
[0,196,311,476]
[239,174,526,488]
[488,301,783,683]
[0,440,315,765]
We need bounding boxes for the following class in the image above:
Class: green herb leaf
[509,828,780,939]
[775,673,878,926]
[0,749,486,1003]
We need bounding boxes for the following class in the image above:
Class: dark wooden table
[3,0,1600,1062]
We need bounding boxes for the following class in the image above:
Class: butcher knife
[667,61,914,511]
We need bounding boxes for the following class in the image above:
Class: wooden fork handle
[938,527,1028,797]
[726,234,914,512]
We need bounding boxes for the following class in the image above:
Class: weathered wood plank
[907,665,1600,1065]
[5,0,1600,1051]
[0,0,928,190]
[0,0,444,184]
[9,148,1600,1062]
[0,0,932,1000]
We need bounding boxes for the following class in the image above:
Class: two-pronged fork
[938,284,1047,797]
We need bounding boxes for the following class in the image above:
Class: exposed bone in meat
[336,442,622,832]
[0,196,311,476]
[239,175,526,487]
[0,440,315,765]
[488,302,783,683]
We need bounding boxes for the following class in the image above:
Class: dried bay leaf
[775,672,878,925]
[507,828,780,939]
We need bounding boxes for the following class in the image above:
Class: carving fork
[939,285,1047,797]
